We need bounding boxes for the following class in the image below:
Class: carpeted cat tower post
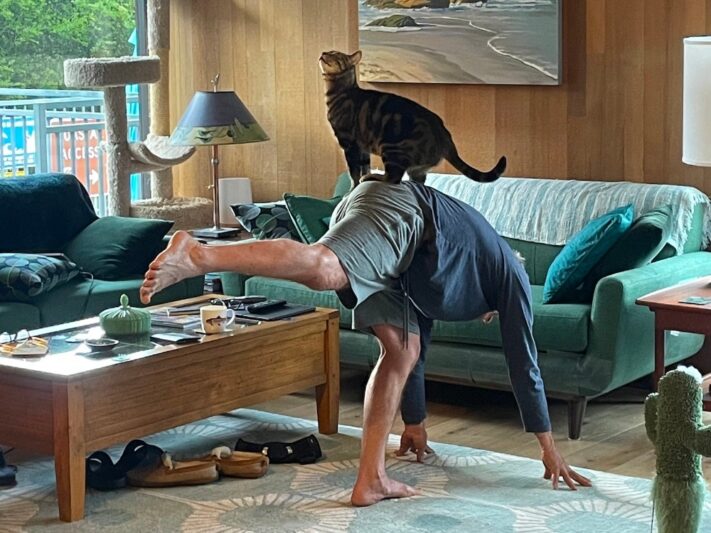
[64,56,164,216]
[64,0,212,226]
[129,0,212,227]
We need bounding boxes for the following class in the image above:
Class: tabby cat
[319,50,506,189]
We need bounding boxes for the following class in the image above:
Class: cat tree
[63,0,212,227]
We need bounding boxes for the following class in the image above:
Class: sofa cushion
[231,202,300,241]
[0,174,97,253]
[0,302,41,331]
[33,275,202,326]
[244,276,353,328]
[503,238,563,286]
[63,216,173,280]
[283,193,342,244]
[245,277,590,354]
[431,285,590,353]
[0,254,80,302]
[578,205,674,300]
[543,204,634,303]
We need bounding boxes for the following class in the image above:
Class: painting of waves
[358,0,561,85]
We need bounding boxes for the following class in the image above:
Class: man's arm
[400,314,432,424]
[497,267,591,489]
[397,314,434,462]
[497,278,552,433]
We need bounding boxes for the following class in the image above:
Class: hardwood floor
[253,369,711,483]
[4,370,709,486]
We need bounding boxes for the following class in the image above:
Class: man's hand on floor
[396,422,434,462]
[537,432,592,490]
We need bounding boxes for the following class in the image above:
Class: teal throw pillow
[543,204,634,304]
[577,204,674,300]
[231,202,299,241]
[63,216,173,280]
[0,254,80,302]
[283,193,342,244]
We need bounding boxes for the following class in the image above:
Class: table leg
[53,383,86,522]
[653,326,665,391]
[316,316,340,434]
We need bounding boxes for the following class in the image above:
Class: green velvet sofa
[222,175,711,439]
[0,174,204,332]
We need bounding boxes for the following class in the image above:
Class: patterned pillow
[230,202,300,241]
[0,254,80,302]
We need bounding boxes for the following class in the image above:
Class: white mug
[200,304,235,334]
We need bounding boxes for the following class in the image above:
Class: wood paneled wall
[170,0,711,201]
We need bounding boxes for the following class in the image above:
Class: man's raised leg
[351,323,421,506]
[140,231,348,304]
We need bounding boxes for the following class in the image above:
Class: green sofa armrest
[582,251,711,395]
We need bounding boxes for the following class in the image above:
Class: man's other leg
[140,231,348,304]
[352,323,421,506]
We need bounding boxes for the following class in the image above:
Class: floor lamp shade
[683,36,711,167]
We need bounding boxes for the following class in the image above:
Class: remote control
[246,299,288,313]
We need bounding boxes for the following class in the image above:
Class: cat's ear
[349,50,363,66]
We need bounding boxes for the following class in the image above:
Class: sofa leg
[567,397,587,440]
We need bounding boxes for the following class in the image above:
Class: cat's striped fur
[319,50,506,189]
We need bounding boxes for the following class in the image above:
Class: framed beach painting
[358,0,561,85]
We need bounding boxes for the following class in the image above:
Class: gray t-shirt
[318,181,424,333]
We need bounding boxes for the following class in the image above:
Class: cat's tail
[446,151,506,183]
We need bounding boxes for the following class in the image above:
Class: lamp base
[190,226,241,239]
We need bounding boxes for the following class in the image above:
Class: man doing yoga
[140,179,591,506]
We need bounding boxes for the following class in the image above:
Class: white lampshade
[683,36,711,166]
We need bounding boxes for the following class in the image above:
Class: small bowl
[85,338,119,352]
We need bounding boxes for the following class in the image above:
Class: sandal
[127,446,218,487]
[85,439,152,491]
[204,446,269,479]
[0,450,17,488]
[235,434,322,464]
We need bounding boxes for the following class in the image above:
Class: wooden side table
[636,276,711,409]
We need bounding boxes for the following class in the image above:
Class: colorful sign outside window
[49,118,106,197]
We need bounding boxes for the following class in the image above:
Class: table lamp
[171,75,269,238]
[683,36,711,167]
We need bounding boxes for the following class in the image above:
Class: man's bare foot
[351,475,419,507]
[140,231,204,304]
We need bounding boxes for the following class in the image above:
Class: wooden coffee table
[636,276,711,408]
[0,295,340,522]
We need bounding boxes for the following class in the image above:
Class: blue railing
[1,88,144,215]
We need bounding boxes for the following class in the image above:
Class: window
[0,0,149,214]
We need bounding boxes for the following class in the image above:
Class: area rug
[1,409,710,532]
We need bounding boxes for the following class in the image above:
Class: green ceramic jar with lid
[99,294,151,337]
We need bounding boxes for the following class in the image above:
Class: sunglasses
[0,329,32,344]
[0,328,48,356]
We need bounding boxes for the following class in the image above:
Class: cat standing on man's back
[319,49,506,190]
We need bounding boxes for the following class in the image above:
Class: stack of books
[151,305,202,330]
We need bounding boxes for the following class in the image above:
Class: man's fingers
[571,469,592,487]
[395,438,410,456]
[561,469,577,491]
[551,469,559,490]
[543,466,552,480]
[416,448,425,462]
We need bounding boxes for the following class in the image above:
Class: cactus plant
[645,365,711,533]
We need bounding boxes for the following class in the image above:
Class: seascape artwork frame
[358,0,561,85]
